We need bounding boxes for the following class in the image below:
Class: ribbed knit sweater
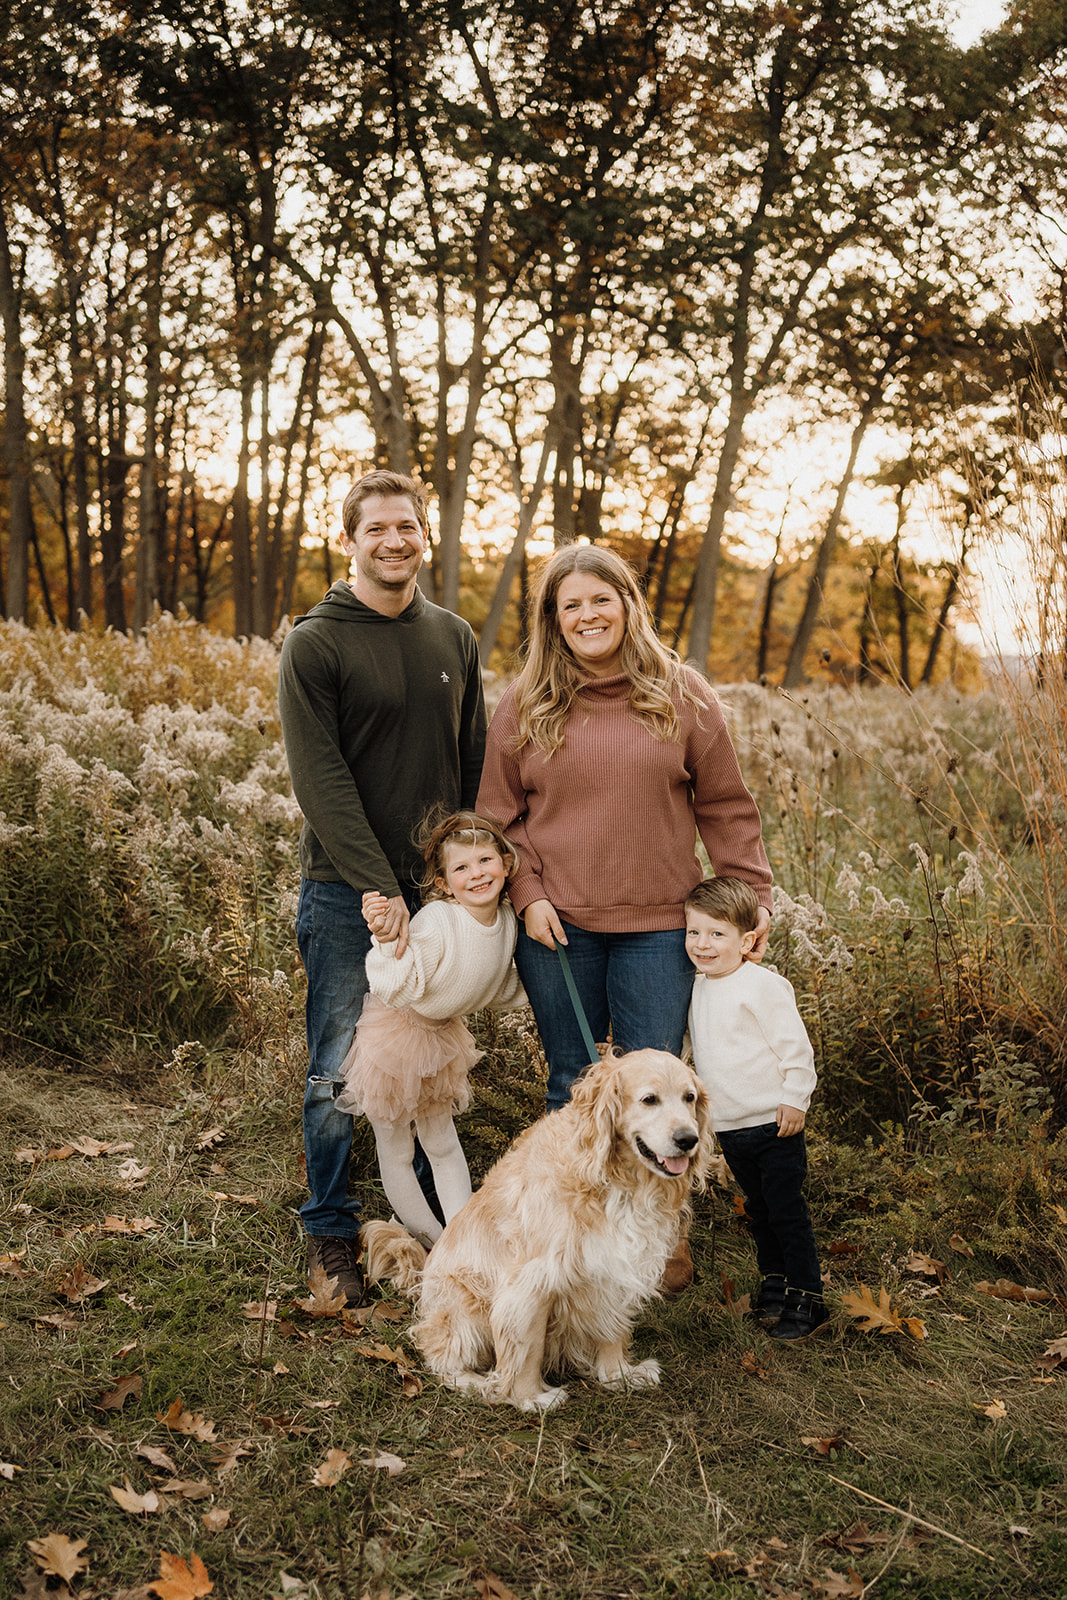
[476,670,771,932]
[366,899,525,1020]
[688,962,817,1131]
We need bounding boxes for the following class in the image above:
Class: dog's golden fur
[363,1049,711,1411]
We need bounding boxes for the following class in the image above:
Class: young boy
[684,877,827,1341]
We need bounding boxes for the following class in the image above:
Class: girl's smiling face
[555,572,627,677]
[437,838,507,924]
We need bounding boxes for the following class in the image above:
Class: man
[278,470,486,1303]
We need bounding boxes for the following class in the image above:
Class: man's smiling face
[343,493,427,602]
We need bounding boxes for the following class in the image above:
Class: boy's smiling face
[684,909,756,979]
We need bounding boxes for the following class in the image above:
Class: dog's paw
[517,1386,568,1412]
[600,1357,661,1390]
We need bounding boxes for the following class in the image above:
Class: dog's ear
[570,1054,622,1186]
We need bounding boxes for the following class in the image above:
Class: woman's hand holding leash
[523,898,567,949]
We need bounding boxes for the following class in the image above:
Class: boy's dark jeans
[717,1122,821,1296]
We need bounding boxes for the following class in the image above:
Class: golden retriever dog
[362,1049,711,1412]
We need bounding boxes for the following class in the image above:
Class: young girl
[335,810,525,1246]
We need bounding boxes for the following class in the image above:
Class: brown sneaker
[306,1234,365,1308]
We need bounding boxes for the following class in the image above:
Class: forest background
[5,4,1067,1597]
[1,0,1065,684]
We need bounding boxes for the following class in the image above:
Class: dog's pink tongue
[661,1154,689,1176]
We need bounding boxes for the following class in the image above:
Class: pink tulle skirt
[335,993,481,1123]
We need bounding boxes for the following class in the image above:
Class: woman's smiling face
[555,571,627,677]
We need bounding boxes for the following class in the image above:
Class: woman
[477,544,773,1114]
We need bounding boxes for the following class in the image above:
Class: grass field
[2,1025,1066,1600]
[3,617,1067,1596]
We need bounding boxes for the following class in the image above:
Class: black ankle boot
[769,1287,829,1342]
[748,1273,787,1327]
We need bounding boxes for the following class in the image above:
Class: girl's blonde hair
[416,808,519,902]
[512,545,704,754]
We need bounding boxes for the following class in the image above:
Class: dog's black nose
[673,1129,698,1152]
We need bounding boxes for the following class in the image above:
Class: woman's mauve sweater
[476,670,772,933]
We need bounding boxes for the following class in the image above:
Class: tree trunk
[0,186,32,620]
[782,391,883,688]
[890,489,912,689]
[478,430,554,666]
[921,533,972,685]
[134,235,165,630]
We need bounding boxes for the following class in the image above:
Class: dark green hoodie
[278,582,486,899]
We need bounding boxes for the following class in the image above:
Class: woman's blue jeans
[514,919,695,1111]
[296,877,435,1239]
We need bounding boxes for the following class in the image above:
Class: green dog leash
[554,939,600,1065]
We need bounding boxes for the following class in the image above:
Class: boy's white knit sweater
[367,899,525,1020]
[688,961,816,1131]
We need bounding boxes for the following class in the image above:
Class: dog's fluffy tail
[362,1219,427,1296]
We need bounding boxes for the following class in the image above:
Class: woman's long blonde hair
[512,545,704,754]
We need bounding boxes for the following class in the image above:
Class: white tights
[369,1110,472,1245]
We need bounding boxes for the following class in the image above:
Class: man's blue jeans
[715,1123,822,1295]
[295,877,436,1239]
[514,920,695,1111]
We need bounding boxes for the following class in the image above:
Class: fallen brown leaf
[1035,1335,1067,1372]
[812,1568,863,1598]
[212,1442,253,1477]
[741,1348,770,1380]
[400,1367,424,1398]
[904,1250,945,1282]
[292,1267,348,1318]
[97,1375,143,1411]
[110,1479,163,1515]
[27,1532,89,1583]
[137,1444,179,1474]
[840,1283,925,1340]
[828,1239,858,1257]
[71,1137,134,1157]
[977,1397,1007,1420]
[719,1272,752,1316]
[975,1278,1051,1305]
[157,1397,218,1441]
[370,1300,410,1324]
[242,1300,278,1321]
[948,1232,974,1257]
[359,1451,405,1476]
[0,1251,31,1279]
[201,1507,231,1532]
[196,1128,227,1151]
[1,1462,23,1480]
[311,1448,352,1487]
[475,1575,525,1600]
[168,1480,214,1501]
[35,1312,79,1332]
[149,1551,214,1599]
[56,1264,110,1303]
[802,1434,848,1456]
[116,1159,153,1184]
[102,1215,160,1234]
